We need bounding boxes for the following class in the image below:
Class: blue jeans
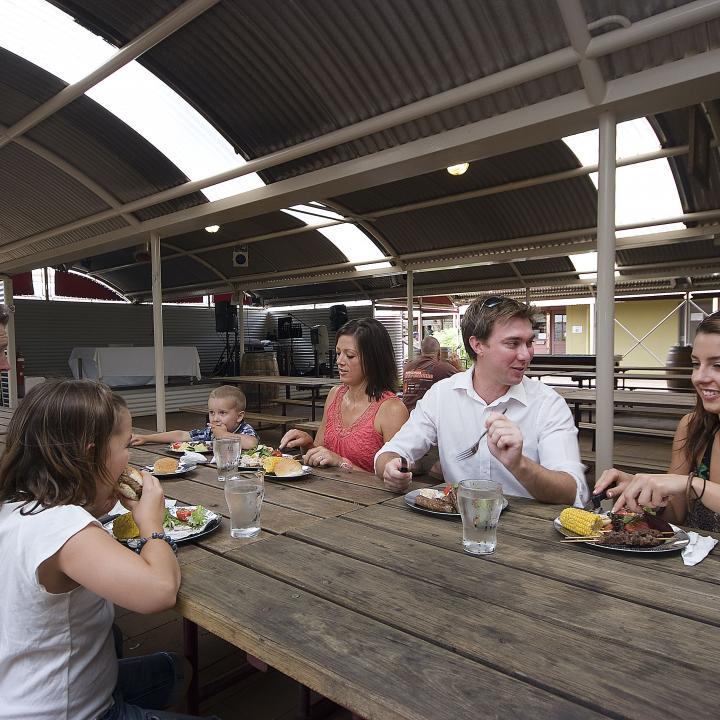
[98,652,221,720]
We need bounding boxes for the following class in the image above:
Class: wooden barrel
[666,344,693,391]
[240,351,279,407]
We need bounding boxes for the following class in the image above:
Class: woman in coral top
[280,318,409,473]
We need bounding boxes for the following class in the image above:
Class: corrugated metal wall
[11,300,270,378]
[267,306,404,380]
[5,300,405,395]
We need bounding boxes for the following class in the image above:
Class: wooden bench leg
[183,618,200,715]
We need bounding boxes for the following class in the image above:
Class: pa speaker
[215,301,237,333]
[329,304,348,331]
[278,317,302,339]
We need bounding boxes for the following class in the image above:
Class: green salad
[163,505,209,530]
[244,444,274,457]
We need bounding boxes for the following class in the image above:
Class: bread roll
[154,457,179,474]
[273,457,302,476]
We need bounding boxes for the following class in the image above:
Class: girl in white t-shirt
[0,379,220,720]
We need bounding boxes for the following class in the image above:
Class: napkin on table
[182,451,208,464]
[681,531,718,566]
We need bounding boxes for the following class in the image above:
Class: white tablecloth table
[69,347,201,387]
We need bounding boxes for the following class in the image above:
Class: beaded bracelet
[134,532,178,555]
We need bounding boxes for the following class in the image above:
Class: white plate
[168,443,212,454]
[553,515,690,553]
[404,485,508,518]
[144,461,197,477]
[103,505,221,546]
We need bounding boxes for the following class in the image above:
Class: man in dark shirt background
[402,336,459,412]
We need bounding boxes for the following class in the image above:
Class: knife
[585,488,608,513]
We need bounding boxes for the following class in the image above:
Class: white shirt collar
[452,365,528,407]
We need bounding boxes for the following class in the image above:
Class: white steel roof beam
[557,0,606,104]
[0,0,219,149]
[586,0,720,59]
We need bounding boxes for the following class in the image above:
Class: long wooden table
[218,375,340,420]
[527,368,693,390]
[130,440,720,719]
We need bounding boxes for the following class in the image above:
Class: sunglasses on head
[480,296,505,310]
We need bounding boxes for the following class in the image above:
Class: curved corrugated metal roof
[1,0,719,305]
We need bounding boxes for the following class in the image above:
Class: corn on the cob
[559,508,604,536]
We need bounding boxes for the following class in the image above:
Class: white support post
[150,233,166,432]
[595,111,617,476]
[683,291,691,345]
[3,279,18,407]
[418,296,423,341]
[406,271,414,361]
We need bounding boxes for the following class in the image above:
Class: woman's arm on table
[279,386,337,451]
[595,414,694,522]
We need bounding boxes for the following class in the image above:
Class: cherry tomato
[176,508,192,522]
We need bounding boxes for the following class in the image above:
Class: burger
[117,466,144,500]
[153,457,179,474]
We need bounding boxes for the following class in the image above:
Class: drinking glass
[457,479,504,555]
[224,471,264,538]
[214,438,241,483]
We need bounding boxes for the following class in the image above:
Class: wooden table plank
[176,549,608,720]
[229,532,716,720]
[285,516,720,669]
[342,504,720,626]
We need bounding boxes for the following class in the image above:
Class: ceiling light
[204,225,220,233]
[447,163,469,176]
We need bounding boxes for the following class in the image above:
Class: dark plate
[144,462,197,478]
[404,485,509,518]
[266,465,312,479]
[103,508,221,547]
[553,516,689,553]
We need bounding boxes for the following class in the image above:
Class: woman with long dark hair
[595,311,720,530]
[280,318,409,473]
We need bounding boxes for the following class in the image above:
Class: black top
[686,431,720,532]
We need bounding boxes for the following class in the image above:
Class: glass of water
[457,479,504,555]
[224,471,264,538]
[214,438,241,483]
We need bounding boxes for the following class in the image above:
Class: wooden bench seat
[579,421,676,439]
[270,398,327,409]
[178,405,306,434]
[292,420,322,433]
[580,450,667,474]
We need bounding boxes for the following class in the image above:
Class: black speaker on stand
[329,304,348,331]
[212,302,239,376]
[215,301,238,333]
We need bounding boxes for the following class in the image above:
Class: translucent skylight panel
[0,0,263,202]
[563,118,684,237]
[282,208,388,269]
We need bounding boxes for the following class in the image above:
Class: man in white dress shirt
[376,296,588,506]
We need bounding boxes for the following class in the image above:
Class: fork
[455,408,507,461]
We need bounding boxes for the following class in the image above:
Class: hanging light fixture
[447,162,469,176]
[205,224,220,233]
